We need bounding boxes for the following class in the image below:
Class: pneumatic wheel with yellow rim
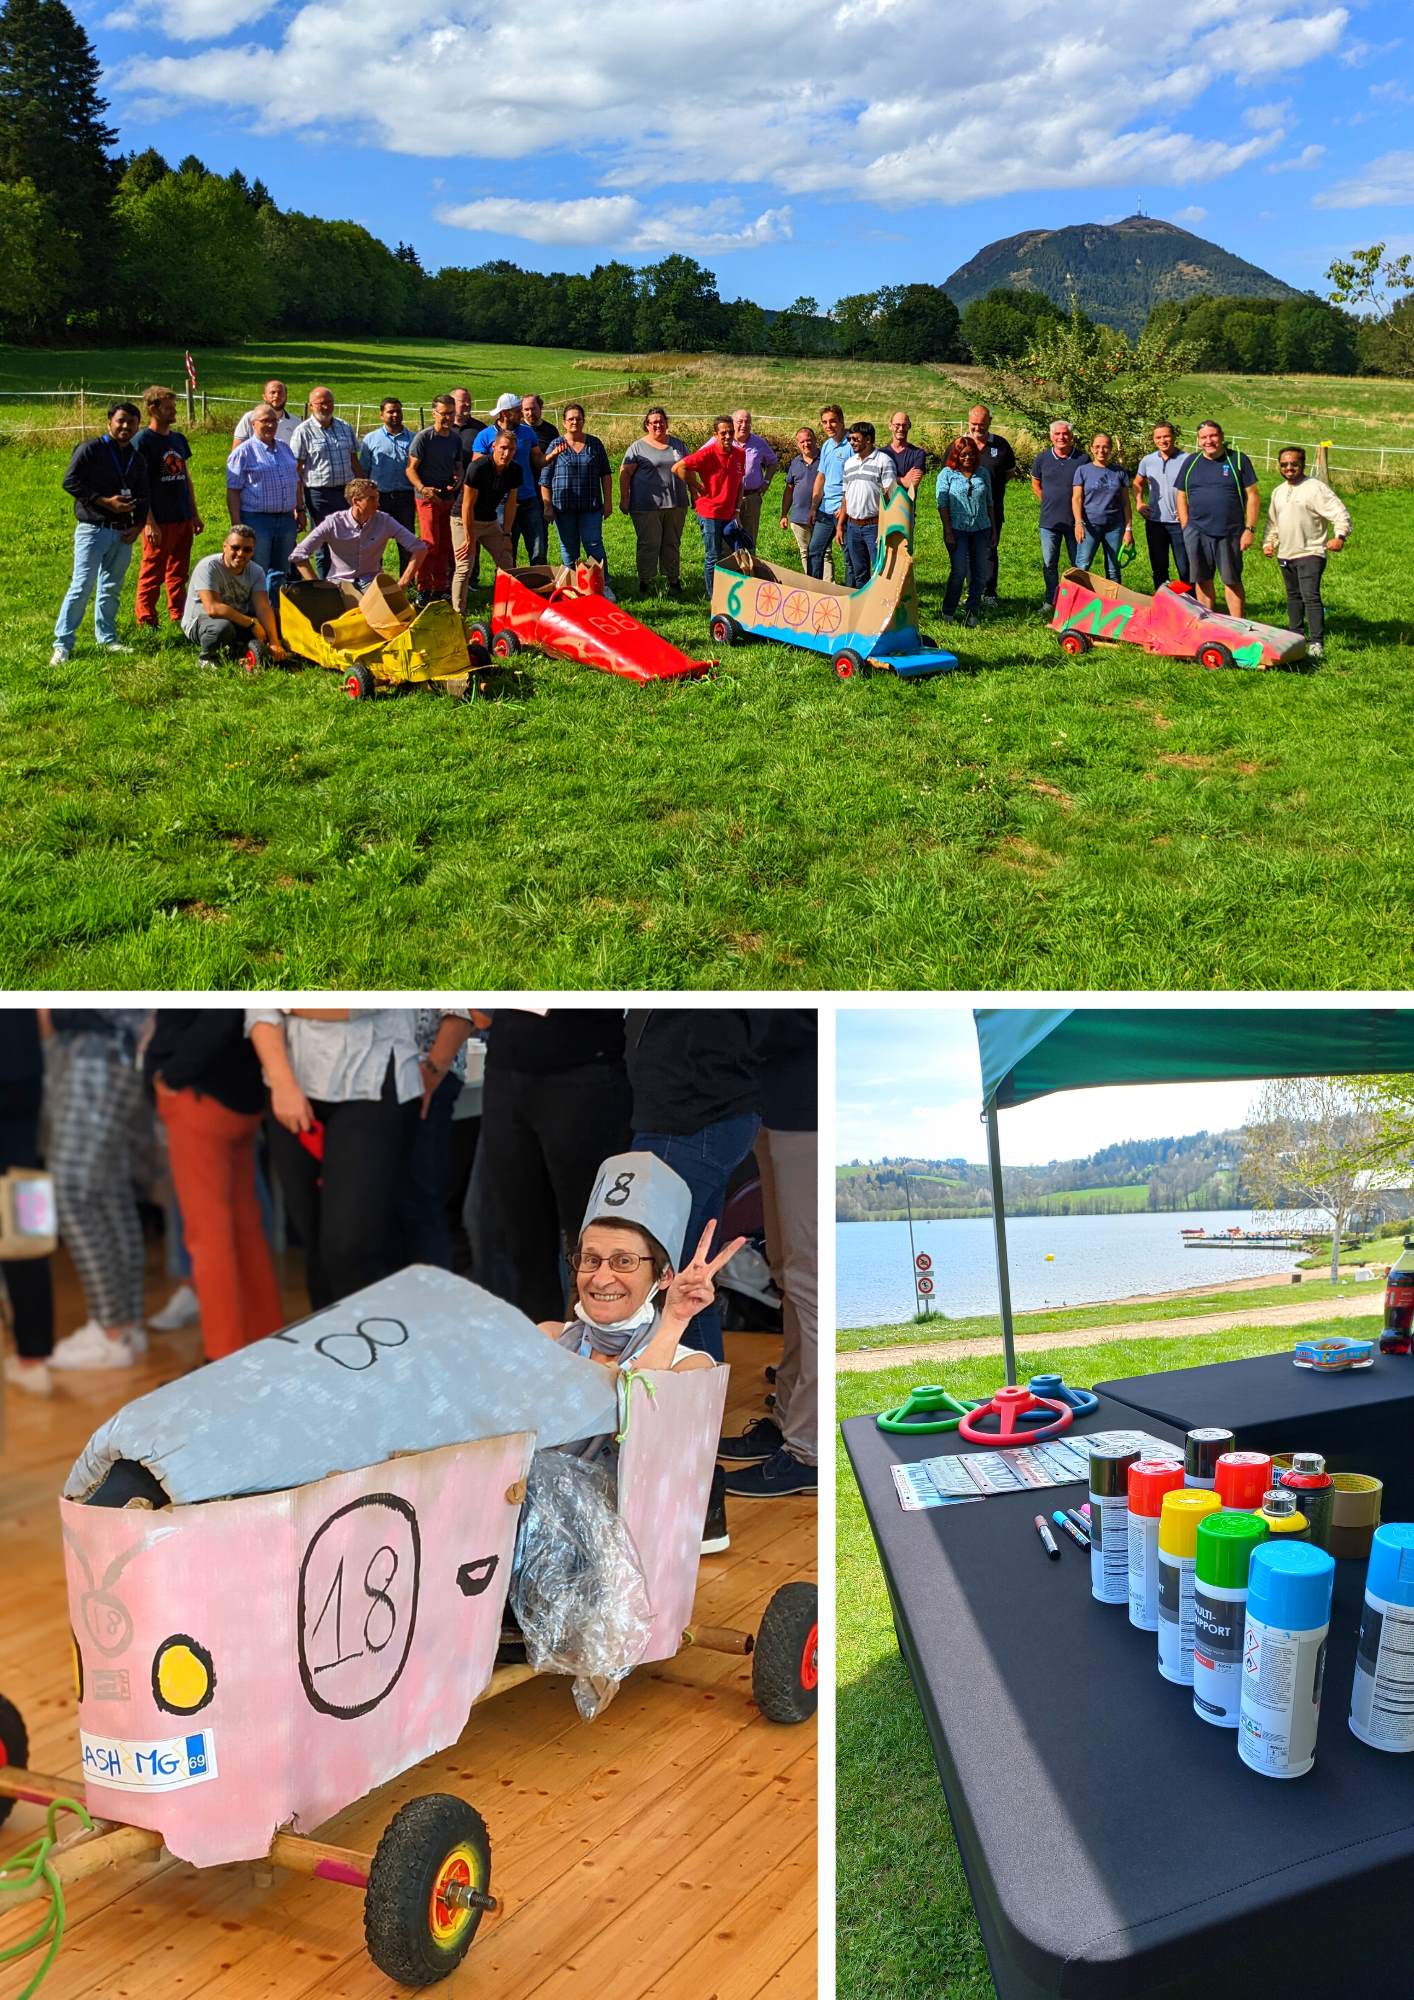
[365,1793,492,1986]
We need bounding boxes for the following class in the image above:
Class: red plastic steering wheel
[957,1385,1074,1446]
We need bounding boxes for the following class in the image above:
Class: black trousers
[378,488,418,575]
[1280,555,1326,644]
[984,507,1004,596]
[265,1060,418,1310]
[305,484,347,579]
[1145,517,1190,588]
[465,1062,631,1322]
[0,1079,53,1358]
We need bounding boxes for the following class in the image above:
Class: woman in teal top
[935,437,995,625]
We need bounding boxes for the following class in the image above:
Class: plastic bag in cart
[509,1448,653,1719]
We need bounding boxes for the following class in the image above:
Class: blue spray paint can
[1238,1541,1335,1779]
[1350,1523,1414,1752]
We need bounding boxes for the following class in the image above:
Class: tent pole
[985,1099,1017,1386]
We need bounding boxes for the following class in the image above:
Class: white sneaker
[49,645,70,666]
[49,1322,135,1371]
[150,1282,200,1330]
[126,1324,150,1356]
[98,641,134,655]
[4,1356,54,1397]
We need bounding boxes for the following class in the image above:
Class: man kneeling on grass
[288,477,428,592]
[181,526,288,668]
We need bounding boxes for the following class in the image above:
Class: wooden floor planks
[0,1248,817,1997]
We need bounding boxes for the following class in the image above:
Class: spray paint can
[1127,1459,1186,1632]
[1255,1488,1310,1541]
[1238,1541,1335,1778]
[1185,1428,1234,1490]
[1193,1511,1267,1727]
[1214,1451,1272,1512]
[1350,1524,1414,1752]
[1280,1452,1334,1550]
[1157,1488,1222,1684]
[1089,1443,1141,1605]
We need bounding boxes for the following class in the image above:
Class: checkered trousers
[45,1034,147,1329]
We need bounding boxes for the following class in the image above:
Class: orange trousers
[155,1083,285,1360]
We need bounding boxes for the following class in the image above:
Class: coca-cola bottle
[1381,1237,1414,1355]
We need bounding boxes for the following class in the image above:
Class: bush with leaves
[1328,244,1414,379]
[983,303,1200,471]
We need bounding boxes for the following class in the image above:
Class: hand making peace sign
[664,1221,748,1324]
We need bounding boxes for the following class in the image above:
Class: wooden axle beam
[680,1624,754,1656]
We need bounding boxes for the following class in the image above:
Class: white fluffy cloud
[1314,150,1414,206]
[115,0,1352,214]
[103,0,275,40]
[437,194,793,252]
[1173,204,1208,223]
[1269,143,1326,171]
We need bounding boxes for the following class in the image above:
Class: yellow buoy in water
[1045,1254,1055,1262]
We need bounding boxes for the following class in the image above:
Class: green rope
[615,1368,657,1445]
[0,1797,94,1999]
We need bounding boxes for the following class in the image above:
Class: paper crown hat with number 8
[581,1152,692,1270]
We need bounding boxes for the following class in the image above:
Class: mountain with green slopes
[943,215,1300,338]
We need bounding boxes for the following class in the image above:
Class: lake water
[836,1208,1314,1330]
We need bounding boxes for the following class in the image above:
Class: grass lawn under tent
[3,340,1412,988]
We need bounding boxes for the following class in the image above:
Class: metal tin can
[1350,1524,1414,1752]
[1193,1511,1267,1727]
[1089,1444,1141,1605]
[1185,1427,1234,1490]
[1127,1459,1186,1632]
[1280,1452,1334,1551]
[1214,1451,1273,1512]
[1255,1488,1310,1540]
[1157,1488,1222,1683]
[1238,1541,1335,1778]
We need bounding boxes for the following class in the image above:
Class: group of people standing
[49,377,1353,666]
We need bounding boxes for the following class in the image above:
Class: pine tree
[0,0,116,311]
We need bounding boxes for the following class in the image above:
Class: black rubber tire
[0,1694,29,1828]
[343,663,376,701]
[364,1793,492,1987]
[491,630,521,659]
[832,651,863,682]
[241,644,262,675]
[1197,641,1233,672]
[465,620,493,651]
[709,614,738,648]
[752,1581,818,1724]
[1058,629,1092,656]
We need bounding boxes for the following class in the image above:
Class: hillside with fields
[836,1133,1244,1220]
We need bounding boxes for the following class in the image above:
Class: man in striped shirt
[225,404,303,579]
[836,422,897,586]
[290,388,360,577]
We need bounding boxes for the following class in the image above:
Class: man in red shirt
[674,416,746,596]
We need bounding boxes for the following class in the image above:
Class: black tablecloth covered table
[1096,1349,1414,1520]
[843,1391,1414,2000]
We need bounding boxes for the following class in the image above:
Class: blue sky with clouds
[836,1009,1270,1166]
[85,0,1413,308]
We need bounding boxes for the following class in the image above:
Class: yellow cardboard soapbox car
[266,574,475,701]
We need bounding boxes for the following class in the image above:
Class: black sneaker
[764,1364,777,1384]
[700,1463,729,1554]
[723,1448,817,1500]
[718,1415,783,1463]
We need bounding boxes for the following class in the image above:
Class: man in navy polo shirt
[1173,420,1260,617]
[1029,418,1090,613]
[967,405,1016,606]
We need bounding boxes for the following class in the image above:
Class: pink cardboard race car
[1050,567,1309,670]
[0,1268,817,1991]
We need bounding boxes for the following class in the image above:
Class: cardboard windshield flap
[709,485,958,675]
[65,1265,619,1507]
[62,1431,530,1865]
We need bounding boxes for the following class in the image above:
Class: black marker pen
[1034,1514,1060,1560]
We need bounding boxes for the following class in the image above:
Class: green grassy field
[4,340,1413,988]
[836,1273,1380,1351]
[837,1314,1371,1999]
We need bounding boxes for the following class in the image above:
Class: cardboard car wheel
[709,614,739,648]
[1059,629,1092,656]
[466,620,493,651]
[0,1693,29,1827]
[832,650,864,682]
[490,630,521,660]
[1197,641,1233,671]
[241,645,262,675]
[344,663,376,702]
[752,1580,818,1724]
[364,1793,492,1987]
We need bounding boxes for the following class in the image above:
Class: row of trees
[1142,293,1363,375]
[1242,1077,1414,1286]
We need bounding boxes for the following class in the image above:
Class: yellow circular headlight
[152,1636,215,1716]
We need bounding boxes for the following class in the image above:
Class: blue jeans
[54,524,134,651]
[1144,517,1189,589]
[806,508,838,580]
[513,492,548,567]
[1077,524,1124,581]
[554,509,607,572]
[1039,525,1078,606]
[943,527,991,616]
[632,1112,761,1362]
[699,514,730,597]
[843,518,877,588]
[244,511,299,579]
[395,1074,460,1268]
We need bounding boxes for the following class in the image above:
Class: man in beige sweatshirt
[1262,447,1352,659]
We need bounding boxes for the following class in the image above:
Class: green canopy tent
[974,1007,1414,1386]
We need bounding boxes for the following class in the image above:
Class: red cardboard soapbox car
[469,560,712,683]
[1050,567,1309,670]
